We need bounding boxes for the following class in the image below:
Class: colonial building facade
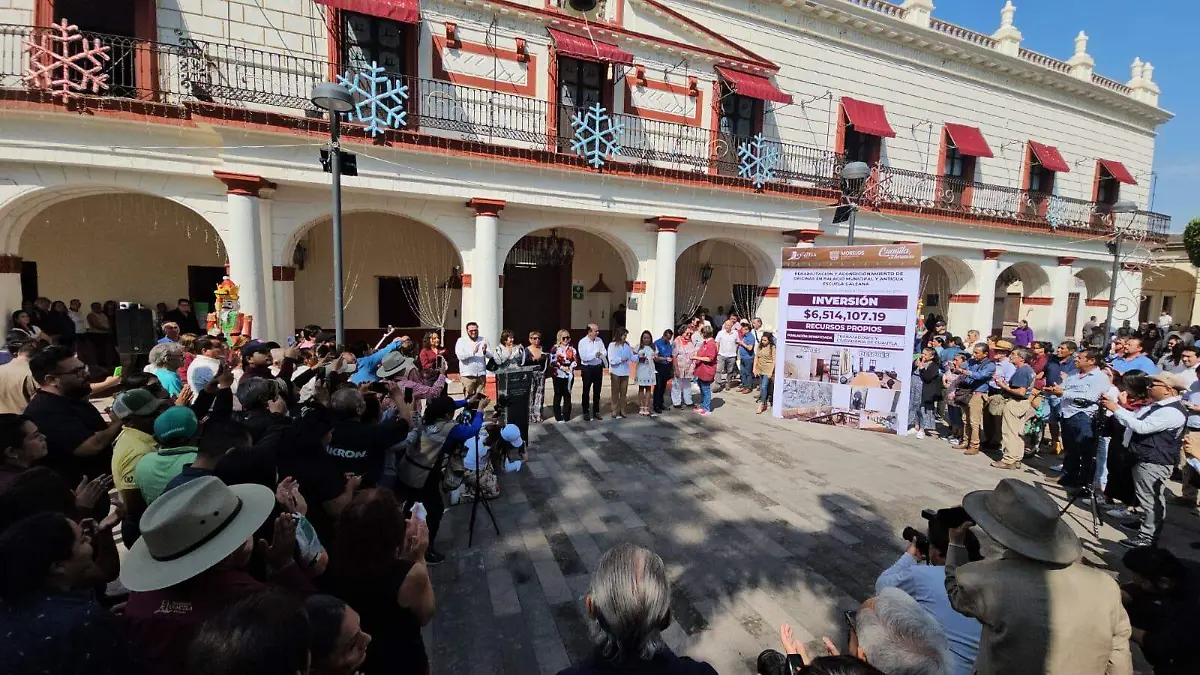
[0,0,1172,347]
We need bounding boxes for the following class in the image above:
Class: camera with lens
[902,506,971,561]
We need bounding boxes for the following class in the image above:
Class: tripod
[467,424,500,547]
[1059,411,1103,538]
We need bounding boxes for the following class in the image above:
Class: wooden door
[1066,293,1080,339]
[378,276,421,329]
[503,265,564,341]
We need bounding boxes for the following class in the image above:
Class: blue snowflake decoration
[1045,195,1069,230]
[737,133,779,189]
[570,103,624,169]
[336,61,408,137]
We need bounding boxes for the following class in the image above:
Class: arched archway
[920,255,976,320]
[20,192,226,310]
[500,227,634,341]
[674,239,774,326]
[292,212,463,344]
[993,262,1051,336]
[1069,267,1112,340]
[1141,266,1197,327]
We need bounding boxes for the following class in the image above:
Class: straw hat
[119,476,276,592]
[962,478,1080,565]
[376,351,415,379]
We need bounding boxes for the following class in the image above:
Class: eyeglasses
[54,365,88,378]
[530,336,541,341]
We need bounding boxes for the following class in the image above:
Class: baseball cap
[1151,371,1188,392]
[154,406,199,444]
[500,424,524,448]
[240,340,271,361]
[113,388,162,420]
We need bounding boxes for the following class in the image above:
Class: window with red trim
[342,12,414,78]
[1095,164,1120,205]
[1021,147,1056,218]
[842,107,882,164]
[939,131,976,208]
[715,85,763,177]
[555,56,613,150]
[52,0,154,98]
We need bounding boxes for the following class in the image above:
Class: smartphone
[411,502,427,521]
[843,609,858,633]
[113,366,123,378]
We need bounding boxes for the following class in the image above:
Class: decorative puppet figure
[207,276,252,343]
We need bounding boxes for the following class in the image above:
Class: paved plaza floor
[425,382,1200,675]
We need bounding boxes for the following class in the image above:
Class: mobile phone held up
[411,502,427,521]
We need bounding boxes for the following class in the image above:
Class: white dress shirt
[715,329,739,358]
[1112,396,1186,446]
[455,335,489,377]
[607,342,632,377]
[578,336,607,367]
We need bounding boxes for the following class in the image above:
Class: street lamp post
[840,161,871,245]
[311,82,355,347]
[1104,199,1138,351]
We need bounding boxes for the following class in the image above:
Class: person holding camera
[1043,347,1109,489]
[944,478,1132,675]
[394,392,487,565]
[876,514,982,675]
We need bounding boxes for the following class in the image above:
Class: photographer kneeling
[395,392,486,565]
[876,513,982,675]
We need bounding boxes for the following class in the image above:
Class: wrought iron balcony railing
[0,23,1170,240]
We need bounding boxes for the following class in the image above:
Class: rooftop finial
[1000,0,1016,28]
[1073,31,1088,56]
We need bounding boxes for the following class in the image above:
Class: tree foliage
[1184,218,1200,267]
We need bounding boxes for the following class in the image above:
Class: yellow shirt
[0,360,36,415]
[112,427,158,491]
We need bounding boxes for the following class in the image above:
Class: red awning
[1028,140,1070,173]
[547,28,634,65]
[715,66,792,104]
[841,97,896,138]
[944,122,993,158]
[1099,159,1137,185]
[313,0,419,23]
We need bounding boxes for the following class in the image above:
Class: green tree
[1184,218,1200,267]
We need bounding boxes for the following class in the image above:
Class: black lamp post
[310,82,355,347]
[840,161,871,245]
[1104,199,1139,347]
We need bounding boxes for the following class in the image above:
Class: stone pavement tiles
[424,387,1197,675]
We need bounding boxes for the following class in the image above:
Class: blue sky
[930,0,1195,230]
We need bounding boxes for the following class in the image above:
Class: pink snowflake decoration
[23,19,111,99]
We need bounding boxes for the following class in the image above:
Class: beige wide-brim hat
[377,351,416,379]
[962,478,1081,565]
[119,476,276,592]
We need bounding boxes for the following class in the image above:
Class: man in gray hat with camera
[944,478,1131,675]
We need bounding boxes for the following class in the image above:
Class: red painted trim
[431,36,538,97]
[949,294,980,303]
[615,0,626,25]
[1085,299,1109,308]
[630,280,647,293]
[762,287,779,298]
[623,76,704,126]
[1091,160,1102,202]
[133,0,158,102]
[1020,143,1032,191]
[213,171,276,197]
[444,21,461,48]
[0,255,23,274]
[1057,256,1077,266]
[706,81,720,176]
[636,0,774,69]
[834,102,847,155]
[1121,263,1142,272]
[1021,296,1053,306]
[272,266,296,281]
[325,8,342,82]
[982,249,1005,260]
[34,0,52,27]
[467,198,506,216]
[498,274,504,289]
[547,45,559,153]
[461,273,472,288]
[646,216,686,232]
[784,228,823,244]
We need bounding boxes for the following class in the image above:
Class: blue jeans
[1060,412,1096,488]
[739,355,754,388]
[759,376,772,404]
[698,380,713,411]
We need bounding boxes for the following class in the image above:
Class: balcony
[0,23,1169,241]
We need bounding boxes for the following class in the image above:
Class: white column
[215,172,271,340]
[467,199,503,343]
[974,251,1003,336]
[649,217,683,332]
[257,196,278,341]
[1046,258,1075,343]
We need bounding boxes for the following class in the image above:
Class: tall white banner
[772,244,922,435]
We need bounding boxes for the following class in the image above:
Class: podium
[496,366,539,443]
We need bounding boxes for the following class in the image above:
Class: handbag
[951,387,973,408]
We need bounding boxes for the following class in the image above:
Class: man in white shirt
[1177,346,1200,388]
[714,320,740,392]
[185,335,226,401]
[67,299,88,334]
[454,321,489,396]
[1102,371,1187,548]
[1159,310,1174,340]
[577,323,606,421]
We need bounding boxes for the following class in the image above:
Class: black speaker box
[115,307,158,355]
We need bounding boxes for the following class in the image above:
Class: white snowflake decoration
[737,133,779,189]
[570,103,624,169]
[23,19,111,100]
[1045,195,1069,230]
[336,61,409,137]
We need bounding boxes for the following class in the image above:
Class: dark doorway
[378,276,421,329]
[55,0,140,98]
[20,261,37,303]
[1066,293,1080,339]
[188,265,227,317]
[503,265,567,341]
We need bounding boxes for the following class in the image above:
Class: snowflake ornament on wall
[336,62,409,137]
[23,19,111,100]
[1045,195,1069,230]
[737,133,779,190]
[570,103,624,169]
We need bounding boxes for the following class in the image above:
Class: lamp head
[1111,199,1138,214]
[841,161,871,181]
[311,82,354,114]
[568,0,599,10]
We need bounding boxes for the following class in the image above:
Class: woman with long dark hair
[327,489,434,675]
[10,309,46,344]
[491,329,524,370]
[46,300,76,350]
[418,331,445,372]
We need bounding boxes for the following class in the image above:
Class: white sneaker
[914,429,926,438]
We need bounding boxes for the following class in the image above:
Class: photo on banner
[772,244,921,435]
